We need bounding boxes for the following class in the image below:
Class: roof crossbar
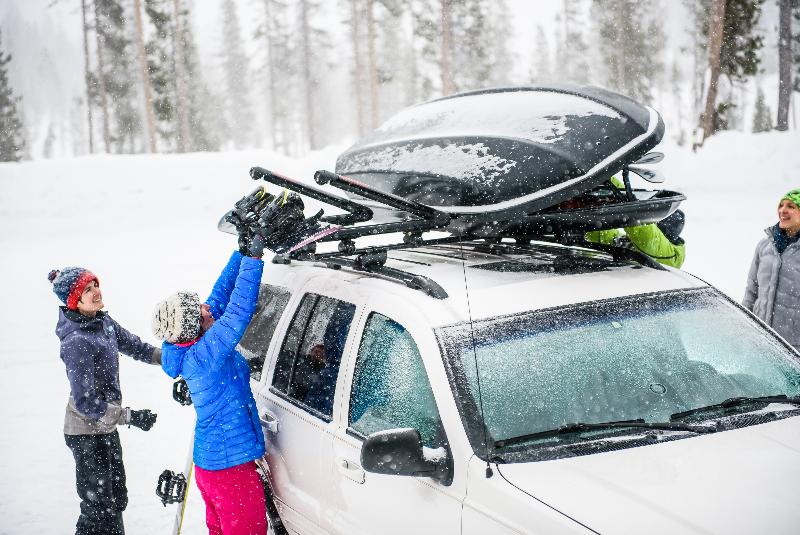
[250,166,373,226]
[314,170,450,226]
[308,256,448,299]
[250,167,452,245]
[249,166,666,291]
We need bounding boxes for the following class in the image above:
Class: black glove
[238,230,252,255]
[247,233,266,258]
[129,409,157,431]
[657,209,685,245]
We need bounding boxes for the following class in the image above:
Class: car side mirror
[360,428,453,486]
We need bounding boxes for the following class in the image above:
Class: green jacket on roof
[586,224,685,268]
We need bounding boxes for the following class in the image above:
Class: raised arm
[189,256,264,372]
[205,250,245,320]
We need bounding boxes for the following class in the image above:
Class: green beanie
[781,189,800,206]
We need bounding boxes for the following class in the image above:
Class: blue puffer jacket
[161,251,265,470]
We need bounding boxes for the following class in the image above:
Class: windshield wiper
[670,395,800,422]
[494,419,714,449]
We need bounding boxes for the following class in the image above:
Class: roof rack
[247,167,666,298]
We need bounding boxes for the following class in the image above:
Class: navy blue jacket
[161,251,266,471]
[57,308,156,422]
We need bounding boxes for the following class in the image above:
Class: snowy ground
[0,131,797,534]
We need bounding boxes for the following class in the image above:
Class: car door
[254,279,362,535]
[328,297,465,535]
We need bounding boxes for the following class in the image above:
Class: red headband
[66,271,99,310]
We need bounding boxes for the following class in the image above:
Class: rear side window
[272,293,356,420]
[238,284,292,382]
[349,313,445,448]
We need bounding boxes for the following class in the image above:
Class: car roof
[265,241,706,329]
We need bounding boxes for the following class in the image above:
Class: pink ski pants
[194,461,268,535]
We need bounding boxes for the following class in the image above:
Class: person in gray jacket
[743,189,800,351]
[50,266,162,535]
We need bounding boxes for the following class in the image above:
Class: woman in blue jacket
[152,242,267,535]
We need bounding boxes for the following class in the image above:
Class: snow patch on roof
[345,141,517,181]
[371,91,622,145]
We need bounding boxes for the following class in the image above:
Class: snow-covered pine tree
[532,25,552,83]
[80,0,95,154]
[699,0,764,137]
[683,0,710,143]
[777,0,792,130]
[220,0,255,149]
[452,0,511,91]
[451,0,491,91]
[0,29,25,162]
[555,0,590,84]
[789,0,799,95]
[258,0,297,153]
[296,0,330,150]
[670,59,687,145]
[144,0,176,150]
[374,0,408,122]
[341,0,368,135]
[752,86,773,132]
[178,7,219,152]
[440,0,454,95]
[94,0,142,153]
[410,0,441,101]
[144,1,216,152]
[591,0,664,103]
[133,0,157,152]
[719,0,764,83]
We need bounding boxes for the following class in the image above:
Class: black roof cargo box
[335,85,684,234]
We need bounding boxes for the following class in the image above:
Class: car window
[272,293,356,419]
[349,313,444,448]
[238,284,292,382]
[439,288,800,447]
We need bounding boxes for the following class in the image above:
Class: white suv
[239,242,800,535]
[226,87,800,534]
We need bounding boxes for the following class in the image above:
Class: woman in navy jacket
[153,246,267,535]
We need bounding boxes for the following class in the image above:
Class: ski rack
[249,167,666,299]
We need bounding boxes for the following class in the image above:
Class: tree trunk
[133,0,157,152]
[366,0,379,128]
[263,0,280,150]
[172,0,192,152]
[701,0,726,142]
[93,0,111,153]
[300,0,317,150]
[352,0,367,135]
[440,0,453,95]
[777,0,792,131]
[615,0,626,93]
[81,0,95,154]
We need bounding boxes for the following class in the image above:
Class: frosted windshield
[439,289,800,446]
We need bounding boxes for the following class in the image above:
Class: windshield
[437,288,800,455]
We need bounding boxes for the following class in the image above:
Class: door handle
[336,457,365,484]
[259,410,279,433]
